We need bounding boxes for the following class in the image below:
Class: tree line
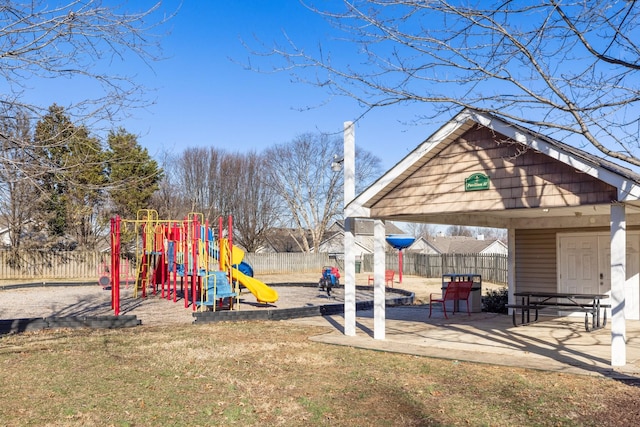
[0,105,382,254]
[0,104,162,251]
[152,132,382,253]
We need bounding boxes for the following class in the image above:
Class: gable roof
[426,236,507,254]
[317,230,378,255]
[320,219,406,254]
[330,219,406,235]
[260,228,314,252]
[347,109,640,221]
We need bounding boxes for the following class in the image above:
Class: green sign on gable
[465,173,490,191]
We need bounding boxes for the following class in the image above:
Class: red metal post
[110,217,115,310]
[191,217,198,311]
[218,216,223,271]
[205,220,210,273]
[183,217,189,309]
[115,217,120,315]
[140,222,148,299]
[171,222,177,302]
[228,215,233,283]
[110,216,121,316]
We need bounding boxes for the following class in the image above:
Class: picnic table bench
[506,291,610,332]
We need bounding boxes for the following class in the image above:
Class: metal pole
[344,121,356,336]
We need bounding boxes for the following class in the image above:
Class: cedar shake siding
[370,126,617,218]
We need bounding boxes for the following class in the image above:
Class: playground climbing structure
[109,210,278,316]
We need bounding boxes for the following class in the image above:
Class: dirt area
[257,272,505,303]
[0,273,506,327]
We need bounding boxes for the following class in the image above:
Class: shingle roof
[332,219,405,235]
[504,117,640,182]
[427,236,503,254]
[263,228,314,252]
[347,108,640,218]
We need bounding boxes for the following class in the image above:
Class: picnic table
[507,291,610,332]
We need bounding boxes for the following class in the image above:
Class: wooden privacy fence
[0,250,112,280]
[362,252,508,284]
[243,252,329,274]
[0,250,330,280]
[0,250,505,283]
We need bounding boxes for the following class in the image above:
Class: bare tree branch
[0,1,173,246]
[246,0,640,166]
[263,132,381,252]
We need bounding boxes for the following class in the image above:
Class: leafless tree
[249,1,640,166]
[263,132,382,252]
[149,150,190,221]
[173,148,282,251]
[446,225,475,238]
[405,223,439,241]
[226,152,282,252]
[0,110,37,249]
[475,227,508,243]
[176,147,224,220]
[0,1,172,182]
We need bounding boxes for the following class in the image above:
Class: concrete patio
[291,305,640,381]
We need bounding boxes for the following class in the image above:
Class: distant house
[318,219,408,259]
[0,226,10,247]
[409,235,507,255]
[0,220,52,249]
[256,228,315,253]
[258,220,427,258]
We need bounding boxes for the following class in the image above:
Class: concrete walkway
[291,305,640,381]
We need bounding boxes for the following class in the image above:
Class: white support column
[343,121,356,337]
[611,203,627,366]
[507,228,516,308]
[373,219,386,340]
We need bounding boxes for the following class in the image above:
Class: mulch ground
[0,275,419,327]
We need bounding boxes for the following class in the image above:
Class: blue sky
[22,1,638,174]
[113,1,437,170]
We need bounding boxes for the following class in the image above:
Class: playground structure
[109,210,278,315]
[385,234,416,284]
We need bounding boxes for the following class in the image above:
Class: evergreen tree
[64,130,107,248]
[33,104,108,248]
[106,128,163,219]
[33,105,77,239]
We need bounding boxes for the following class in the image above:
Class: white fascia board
[347,110,474,216]
[345,204,370,218]
[473,111,640,202]
[618,180,640,201]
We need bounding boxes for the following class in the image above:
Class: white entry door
[559,232,640,320]
[558,234,600,297]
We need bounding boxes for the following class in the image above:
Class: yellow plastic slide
[231,267,279,304]
[220,238,279,304]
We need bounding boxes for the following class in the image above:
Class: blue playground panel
[235,261,254,277]
[196,271,237,307]
[167,241,255,278]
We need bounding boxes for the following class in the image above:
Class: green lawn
[0,321,637,426]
